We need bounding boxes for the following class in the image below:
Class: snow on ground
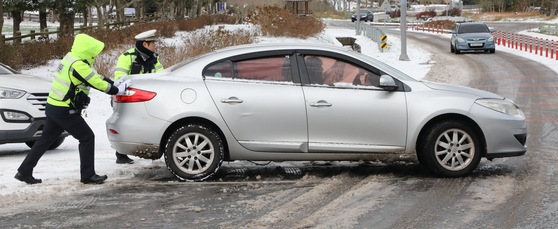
[1,16,558,209]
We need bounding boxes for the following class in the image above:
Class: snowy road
[2,21,558,228]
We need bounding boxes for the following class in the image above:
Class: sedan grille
[27,93,49,111]
[466,38,486,41]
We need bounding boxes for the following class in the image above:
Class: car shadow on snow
[133,159,517,183]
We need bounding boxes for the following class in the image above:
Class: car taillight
[114,88,156,103]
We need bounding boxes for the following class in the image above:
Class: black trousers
[18,104,96,179]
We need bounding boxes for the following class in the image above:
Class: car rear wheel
[164,124,224,181]
[417,120,482,177]
[25,136,66,150]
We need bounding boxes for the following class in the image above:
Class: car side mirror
[379,75,398,91]
[490,29,496,34]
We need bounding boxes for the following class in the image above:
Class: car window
[458,24,489,34]
[234,56,291,82]
[204,60,232,78]
[303,55,381,88]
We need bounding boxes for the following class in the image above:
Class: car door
[204,54,308,153]
[298,54,407,153]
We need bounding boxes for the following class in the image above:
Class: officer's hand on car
[115,74,129,86]
[117,79,132,95]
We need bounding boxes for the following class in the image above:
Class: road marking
[526,117,558,121]
[474,68,553,73]
[475,74,558,80]
[474,82,558,88]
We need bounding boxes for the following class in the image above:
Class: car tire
[352,19,355,22]
[450,44,455,53]
[417,120,482,177]
[164,123,224,181]
[490,49,496,53]
[25,136,66,150]
[455,49,461,54]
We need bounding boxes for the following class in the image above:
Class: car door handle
[310,100,332,107]
[221,97,243,104]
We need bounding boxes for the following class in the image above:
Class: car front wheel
[417,120,482,177]
[164,124,224,181]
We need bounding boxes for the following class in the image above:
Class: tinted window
[204,60,232,78]
[304,55,381,87]
[458,24,489,34]
[234,56,291,82]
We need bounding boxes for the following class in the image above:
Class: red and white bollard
[545,39,548,57]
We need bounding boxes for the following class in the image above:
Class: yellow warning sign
[381,36,387,42]
[381,43,387,49]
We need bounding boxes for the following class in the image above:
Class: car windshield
[0,64,18,74]
[351,51,417,82]
[458,24,489,34]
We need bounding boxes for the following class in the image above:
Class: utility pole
[399,0,410,61]
[356,0,361,35]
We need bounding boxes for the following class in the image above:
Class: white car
[107,43,527,181]
[0,63,68,149]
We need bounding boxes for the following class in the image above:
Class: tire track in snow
[240,173,363,228]
[292,175,396,229]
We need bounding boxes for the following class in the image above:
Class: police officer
[15,34,131,185]
[112,29,164,164]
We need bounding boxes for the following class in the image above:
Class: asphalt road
[2,22,558,229]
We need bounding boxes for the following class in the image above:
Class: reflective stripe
[154,65,163,70]
[84,71,95,81]
[54,76,71,88]
[77,85,91,90]
[104,85,111,93]
[63,54,77,65]
[115,68,129,74]
[49,86,67,99]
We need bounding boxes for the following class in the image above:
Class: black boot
[116,152,134,164]
[81,174,108,184]
[15,172,42,184]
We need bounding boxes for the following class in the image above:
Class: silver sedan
[106,43,527,181]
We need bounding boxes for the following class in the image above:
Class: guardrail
[406,22,558,60]
[1,16,160,45]
[358,23,388,53]
[495,31,558,60]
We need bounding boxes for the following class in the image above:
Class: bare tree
[0,0,4,38]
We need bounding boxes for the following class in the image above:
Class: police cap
[135,29,159,42]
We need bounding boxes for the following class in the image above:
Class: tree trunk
[58,1,75,37]
[197,0,203,17]
[116,0,121,22]
[176,0,185,21]
[95,6,105,30]
[39,11,48,32]
[82,10,88,27]
[11,11,22,36]
[0,0,4,38]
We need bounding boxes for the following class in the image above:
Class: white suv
[0,63,68,149]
